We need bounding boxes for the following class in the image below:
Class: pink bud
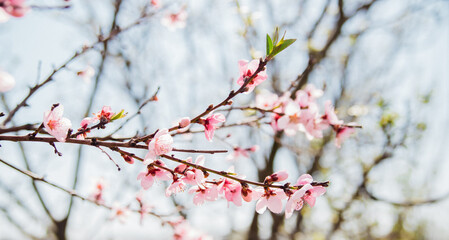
[178,117,191,128]
[250,145,259,152]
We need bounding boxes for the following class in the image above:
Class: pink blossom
[161,9,188,31]
[137,161,172,190]
[88,177,106,204]
[166,177,187,196]
[335,126,355,148]
[0,0,29,18]
[277,101,302,136]
[255,188,287,214]
[218,178,242,206]
[188,183,219,205]
[77,65,95,83]
[144,128,173,164]
[95,106,114,122]
[322,100,343,126]
[299,103,326,139]
[150,0,160,8]
[294,174,326,207]
[175,156,205,186]
[285,184,313,219]
[178,117,191,128]
[43,104,72,142]
[110,204,130,223]
[237,59,267,93]
[255,90,279,110]
[201,112,225,142]
[136,191,153,224]
[0,70,15,92]
[265,170,288,183]
[226,147,250,162]
[241,184,255,202]
[295,84,323,108]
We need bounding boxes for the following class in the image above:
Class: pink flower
[295,84,323,108]
[144,128,173,164]
[226,147,250,162]
[265,170,288,183]
[188,183,219,205]
[237,59,267,93]
[285,184,313,219]
[150,0,160,8]
[322,100,343,126]
[110,204,130,223]
[95,106,114,122]
[161,9,187,31]
[335,126,355,148]
[255,90,279,110]
[166,177,187,196]
[175,156,205,186]
[0,0,29,18]
[178,117,191,128]
[136,191,153,224]
[137,161,172,190]
[201,113,225,142]
[88,177,106,204]
[277,101,302,136]
[43,104,72,142]
[294,174,326,207]
[218,178,242,206]
[241,184,255,202]
[0,70,15,92]
[255,188,287,214]
[77,65,95,83]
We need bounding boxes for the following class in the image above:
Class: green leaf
[266,34,273,55]
[270,38,296,57]
[276,39,296,53]
[272,27,280,45]
[110,109,127,121]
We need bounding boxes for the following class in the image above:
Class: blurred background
[0,0,448,239]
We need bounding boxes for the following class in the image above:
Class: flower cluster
[255,84,356,147]
[138,151,326,218]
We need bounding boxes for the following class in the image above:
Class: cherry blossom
[188,183,219,205]
[0,70,15,92]
[277,101,302,136]
[255,187,287,214]
[43,104,72,142]
[322,100,343,126]
[241,184,255,202]
[110,204,130,223]
[137,161,172,190]
[218,178,242,206]
[335,126,356,148]
[265,170,288,183]
[166,176,187,196]
[144,128,173,164]
[255,90,279,110]
[285,184,313,219]
[295,84,323,108]
[294,174,326,207]
[201,112,225,142]
[95,106,114,122]
[77,65,95,83]
[161,9,188,31]
[88,177,106,204]
[237,59,267,93]
[0,0,29,20]
[175,155,205,186]
[178,117,191,128]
